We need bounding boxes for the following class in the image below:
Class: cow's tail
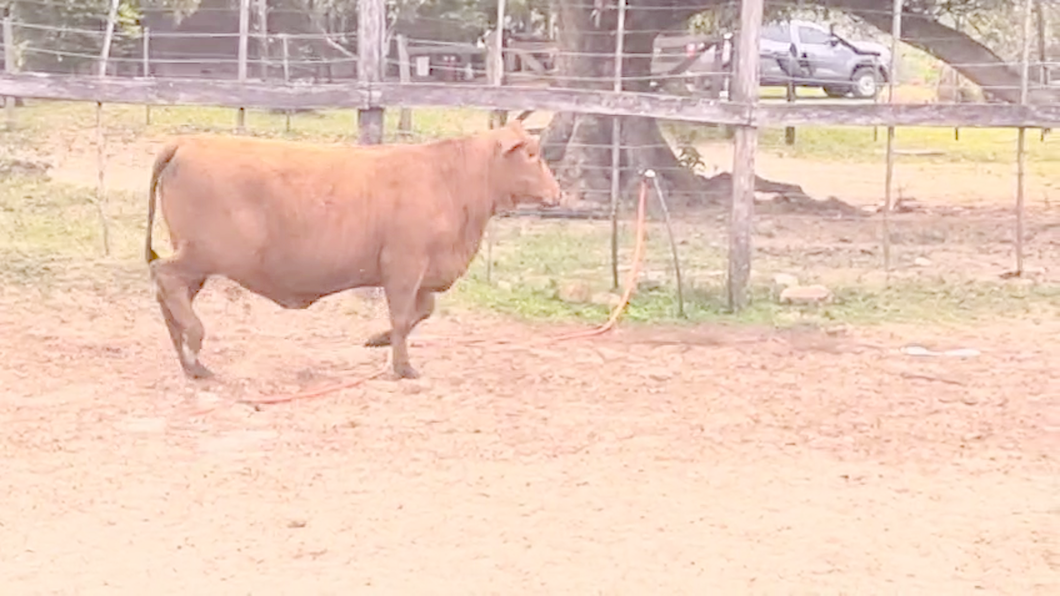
[145,141,180,264]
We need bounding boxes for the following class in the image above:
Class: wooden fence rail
[0,73,1058,129]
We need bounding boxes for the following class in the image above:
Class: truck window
[762,25,789,43]
[797,26,832,45]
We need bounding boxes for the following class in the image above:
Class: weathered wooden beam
[609,0,628,291]
[0,73,375,110]
[357,0,385,144]
[1017,0,1033,276]
[378,82,750,125]
[728,0,765,313]
[405,46,485,58]
[2,74,1060,129]
[883,0,904,278]
[396,34,413,135]
[510,49,549,74]
[754,103,1060,128]
[237,0,249,131]
[4,17,17,129]
[256,0,268,80]
[487,0,507,130]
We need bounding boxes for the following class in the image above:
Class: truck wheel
[851,66,880,99]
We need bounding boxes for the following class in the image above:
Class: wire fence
[0,0,1057,312]
[5,3,1060,98]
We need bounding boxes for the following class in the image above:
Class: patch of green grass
[0,175,138,258]
[2,99,492,146]
[449,262,1059,329]
[0,173,153,299]
[441,219,1059,328]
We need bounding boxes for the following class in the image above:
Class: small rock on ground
[557,280,593,303]
[780,284,833,305]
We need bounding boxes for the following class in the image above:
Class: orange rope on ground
[550,174,650,343]
[185,363,389,415]
[239,363,390,406]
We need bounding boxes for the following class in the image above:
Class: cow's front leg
[381,281,427,379]
[365,289,435,348]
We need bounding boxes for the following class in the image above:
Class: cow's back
[158,136,385,295]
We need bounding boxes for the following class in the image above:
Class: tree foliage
[4,1,204,72]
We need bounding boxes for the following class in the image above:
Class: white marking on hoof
[180,342,197,365]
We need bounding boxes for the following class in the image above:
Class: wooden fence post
[953,16,962,141]
[1035,0,1048,86]
[3,16,15,131]
[882,0,903,279]
[488,0,507,129]
[727,0,764,312]
[784,43,796,145]
[357,0,385,144]
[237,0,249,132]
[94,0,120,257]
[142,26,151,125]
[784,76,795,144]
[281,33,291,132]
[256,0,268,80]
[396,34,412,137]
[608,0,628,291]
[1016,0,1033,276]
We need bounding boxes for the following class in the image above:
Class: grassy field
[0,96,1057,330]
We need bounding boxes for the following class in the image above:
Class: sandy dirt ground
[0,131,1057,594]
[0,268,1057,595]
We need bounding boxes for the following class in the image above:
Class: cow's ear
[496,128,527,156]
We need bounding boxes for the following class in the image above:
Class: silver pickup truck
[658,20,892,100]
[761,20,891,99]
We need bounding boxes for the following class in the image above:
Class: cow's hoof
[183,361,215,379]
[364,331,392,348]
[390,363,420,380]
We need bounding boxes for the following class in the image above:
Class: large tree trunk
[542,2,721,209]
[540,2,621,207]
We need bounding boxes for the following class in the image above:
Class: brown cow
[144,120,561,380]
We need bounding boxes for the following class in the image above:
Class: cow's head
[490,120,562,211]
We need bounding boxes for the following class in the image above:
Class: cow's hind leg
[380,283,431,379]
[365,289,435,348]
[151,255,211,379]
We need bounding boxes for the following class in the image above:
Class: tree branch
[295,0,356,58]
[822,0,1055,104]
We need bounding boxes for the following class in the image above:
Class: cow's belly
[421,252,476,293]
[223,240,383,308]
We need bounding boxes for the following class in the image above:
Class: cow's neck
[456,188,498,264]
[449,142,503,267]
